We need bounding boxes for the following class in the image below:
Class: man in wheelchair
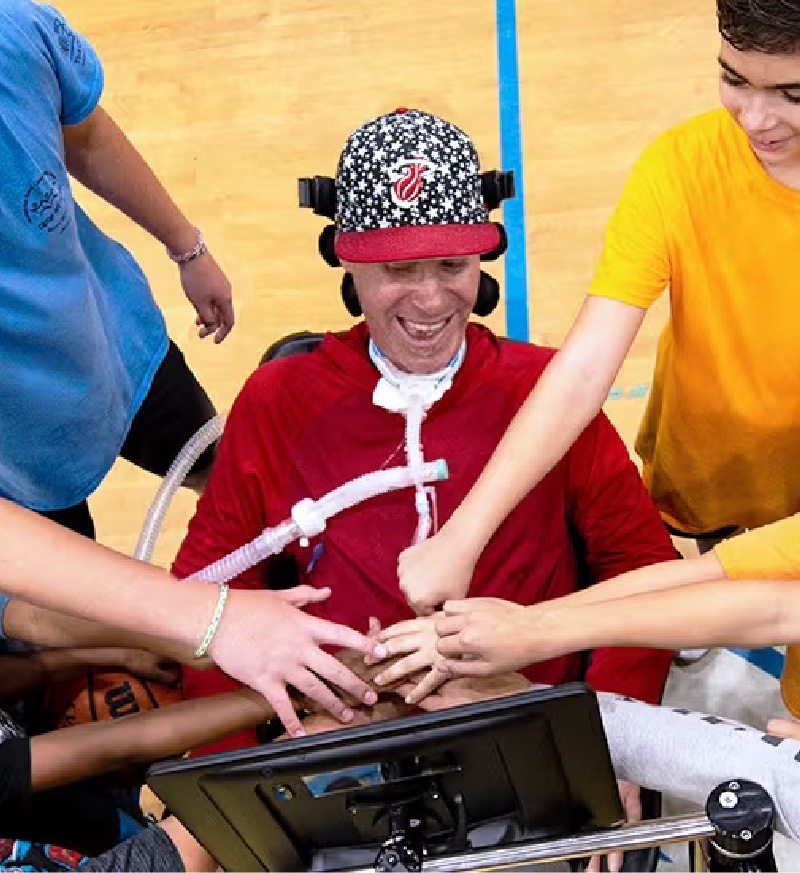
[172,108,680,866]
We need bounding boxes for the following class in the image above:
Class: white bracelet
[194,583,229,659]
[168,228,208,265]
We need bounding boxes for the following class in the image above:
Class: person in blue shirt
[0,1,235,539]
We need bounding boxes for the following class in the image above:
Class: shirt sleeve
[567,413,678,703]
[715,513,800,580]
[589,140,672,310]
[28,4,104,125]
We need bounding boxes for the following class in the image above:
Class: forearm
[0,649,115,699]
[63,106,196,255]
[30,688,274,791]
[530,579,797,655]
[0,497,216,653]
[554,552,726,608]
[0,646,171,700]
[444,296,645,552]
[4,599,194,663]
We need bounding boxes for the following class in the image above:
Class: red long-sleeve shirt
[174,323,677,752]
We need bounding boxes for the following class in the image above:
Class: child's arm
[534,551,726,608]
[398,296,647,615]
[3,598,198,665]
[435,579,800,676]
[0,647,178,701]
[0,498,384,737]
[29,687,274,791]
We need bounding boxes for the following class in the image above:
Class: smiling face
[718,39,800,175]
[343,256,481,374]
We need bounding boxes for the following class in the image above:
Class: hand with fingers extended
[434,597,556,676]
[206,585,387,738]
[369,614,451,705]
[303,645,424,709]
[398,527,478,616]
[179,251,234,343]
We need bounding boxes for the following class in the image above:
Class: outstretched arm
[435,578,799,676]
[4,598,199,665]
[540,551,725,608]
[399,296,646,615]
[63,106,234,342]
[30,687,274,791]
[0,498,385,737]
[0,647,179,701]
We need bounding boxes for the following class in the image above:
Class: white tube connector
[192,459,449,585]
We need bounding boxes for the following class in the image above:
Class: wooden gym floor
[61,0,719,566]
[59,8,800,868]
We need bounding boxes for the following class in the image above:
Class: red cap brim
[335,223,501,264]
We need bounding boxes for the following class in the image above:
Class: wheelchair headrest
[259,331,326,367]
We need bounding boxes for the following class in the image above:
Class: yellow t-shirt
[591,109,800,534]
[715,515,800,718]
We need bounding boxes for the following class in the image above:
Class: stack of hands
[203,558,799,873]
[293,615,638,873]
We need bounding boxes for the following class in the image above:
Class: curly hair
[718,0,800,53]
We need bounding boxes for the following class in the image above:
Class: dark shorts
[41,341,217,539]
[119,340,217,479]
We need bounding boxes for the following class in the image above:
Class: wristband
[194,583,229,659]
[168,228,208,265]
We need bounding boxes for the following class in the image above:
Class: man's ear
[341,273,362,317]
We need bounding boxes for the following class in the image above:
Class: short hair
[717,0,800,54]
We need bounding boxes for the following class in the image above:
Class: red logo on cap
[388,155,437,209]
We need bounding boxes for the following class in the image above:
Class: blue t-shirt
[0,1,169,510]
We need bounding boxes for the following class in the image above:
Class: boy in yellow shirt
[398,0,800,614]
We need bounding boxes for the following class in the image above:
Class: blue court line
[727,646,785,681]
[496,0,530,343]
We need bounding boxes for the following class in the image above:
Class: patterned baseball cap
[334,109,502,264]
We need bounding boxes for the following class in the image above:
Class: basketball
[44,669,183,728]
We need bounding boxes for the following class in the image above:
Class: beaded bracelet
[194,582,230,659]
[168,228,208,265]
